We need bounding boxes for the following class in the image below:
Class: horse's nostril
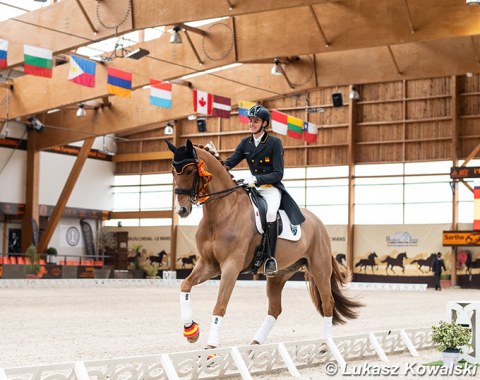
[178,207,187,215]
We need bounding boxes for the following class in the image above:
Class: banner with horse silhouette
[354,224,480,286]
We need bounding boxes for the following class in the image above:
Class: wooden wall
[115,75,480,175]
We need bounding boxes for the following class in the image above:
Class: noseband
[171,149,244,205]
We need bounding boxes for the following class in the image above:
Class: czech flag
[107,67,132,97]
[68,55,96,88]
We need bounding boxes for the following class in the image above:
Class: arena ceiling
[1,0,480,149]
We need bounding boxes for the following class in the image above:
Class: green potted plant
[25,244,41,278]
[431,321,472,366]
[46,246,57,264]
[142,261,160,279]
[128,244,144,278]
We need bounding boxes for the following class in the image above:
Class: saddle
[241,187,301,275]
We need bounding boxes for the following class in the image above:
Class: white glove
[243,175,257,186]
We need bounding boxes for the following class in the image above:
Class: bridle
[172,149,244,205]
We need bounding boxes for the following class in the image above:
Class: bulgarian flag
[287,115,303,139]
[24,45,53,78]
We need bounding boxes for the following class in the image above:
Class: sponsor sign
[442,231,480,246]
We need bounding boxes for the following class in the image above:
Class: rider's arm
[255,138,284,186]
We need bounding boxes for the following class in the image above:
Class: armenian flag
[107,67,132,97]
[24,45,53,78]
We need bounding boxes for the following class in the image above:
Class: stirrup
[264,258,278,276]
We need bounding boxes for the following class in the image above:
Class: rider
[224,105,305,276]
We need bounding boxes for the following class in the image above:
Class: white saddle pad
[252,203,301,242]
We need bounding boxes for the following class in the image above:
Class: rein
[172,150,244,206]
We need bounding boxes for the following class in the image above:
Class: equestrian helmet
[248,105,270,127]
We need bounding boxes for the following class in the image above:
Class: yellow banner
[442,231,480,246]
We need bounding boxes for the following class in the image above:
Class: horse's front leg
[205,259,243,349]
[180,257,219,343]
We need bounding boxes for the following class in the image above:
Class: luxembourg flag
[193,90,213,115]
[24,45,53,78]
[150,79,172,108]
[303,121,318,143]
[0,40,8,69]
[68,55,96,87]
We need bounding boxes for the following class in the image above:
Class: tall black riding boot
[264,221,278,276]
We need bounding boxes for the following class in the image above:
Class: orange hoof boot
[183,321,200,343]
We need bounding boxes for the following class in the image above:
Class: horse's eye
[185,169,194,175]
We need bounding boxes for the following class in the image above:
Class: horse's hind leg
[180,257,219,343]
[250,274,291,345]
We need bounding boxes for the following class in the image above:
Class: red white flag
[271,110,288,135]
[474,187,480,230]
[193,90,213,115]
[212,94,231,118]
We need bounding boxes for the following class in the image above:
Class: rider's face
[248,117,263,135]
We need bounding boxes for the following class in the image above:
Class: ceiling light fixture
[164,122,174,135]
[27,117,45,133]
[466,0,480,4]
[349,85,360,101]
[76,103,87,117]
[271,58,282,76]
[170,25,182,44]
[125,48,150,60]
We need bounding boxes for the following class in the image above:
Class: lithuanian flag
[24,45,53,78]
[287,115,303,139]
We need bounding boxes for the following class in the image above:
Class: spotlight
[349,86,360,101]
[164,122,174,135]
[169,26,182,44]
[187,114,197,121]
[196,117,207,132]
[466,0,480,4]
[27,117,44,133]
[466,72,474,78]
[271,58,282,76]
[125,48,150,60]
[76,104,87,117]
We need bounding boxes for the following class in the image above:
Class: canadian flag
[193,90,213,115]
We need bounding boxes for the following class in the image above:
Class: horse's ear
[186,139,194,154]
[166,140,177,153]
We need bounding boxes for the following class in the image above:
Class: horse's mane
[194,144,235,179]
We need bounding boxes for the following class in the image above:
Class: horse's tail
[411,260,418,264]
[381,258,388,263]
[306,257,363,325]
[354,261,361,267]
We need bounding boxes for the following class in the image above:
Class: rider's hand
[243,175,257,186]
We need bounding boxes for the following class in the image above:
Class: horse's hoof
[184,321,200,343]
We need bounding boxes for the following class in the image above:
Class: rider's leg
[257,187,281,276]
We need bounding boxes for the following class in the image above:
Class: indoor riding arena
[0,1,479,379]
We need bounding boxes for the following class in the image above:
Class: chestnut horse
[167,140,362,349]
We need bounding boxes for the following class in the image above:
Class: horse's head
[167,139,208,217]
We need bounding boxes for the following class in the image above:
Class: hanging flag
[24,45,53,78]
[474,187,480,230]
[212,94,231,118]
[68,55,96,88]
[238,100,256,124]
[107,67,132,97]
[271,110,288,135]
[287,115,304,139]
[0,40,8,69]
[193,90,213,115]
[150,79,172,108]
[303,121,318,143]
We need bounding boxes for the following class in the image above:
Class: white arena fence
[0,278,428,291]
[0,327,433,380]
[0,278,430,379]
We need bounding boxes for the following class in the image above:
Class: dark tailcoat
[224,132,305,225]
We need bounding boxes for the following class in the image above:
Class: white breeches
[256,186,281,222]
